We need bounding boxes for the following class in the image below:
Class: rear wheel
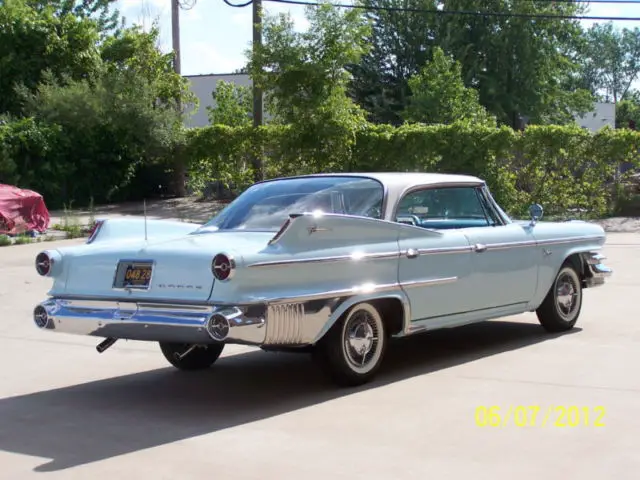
[314,302,387,387]
[536,264,583,332]
[159,342,225,371]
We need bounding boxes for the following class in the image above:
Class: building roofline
[183,72,249,78]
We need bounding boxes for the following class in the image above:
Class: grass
[49,198,96,239]
[0,233,47,246]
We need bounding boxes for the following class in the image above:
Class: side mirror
[529,203,544,225]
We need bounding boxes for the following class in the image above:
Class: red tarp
[0,184,50,235]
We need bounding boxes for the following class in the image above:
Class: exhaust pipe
[96,337,117,353]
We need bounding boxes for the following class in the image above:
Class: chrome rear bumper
[33,298,267,345]
[33,297,329,346]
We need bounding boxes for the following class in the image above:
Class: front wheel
[536,264,583,332]
[314,302,387,387]
[159,342,225,371]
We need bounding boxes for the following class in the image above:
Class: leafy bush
[0,69,185,209]
[186,121,640,218]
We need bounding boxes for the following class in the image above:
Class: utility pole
[171,0,181,76]
[171,0,186,197]
[251,0,264,181]
[252,0,263,128]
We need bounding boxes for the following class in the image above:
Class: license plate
[113,261,153,289]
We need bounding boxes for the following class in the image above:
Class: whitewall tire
[536,264,583,332]
[314,302,387,387]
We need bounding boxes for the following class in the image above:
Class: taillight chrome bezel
[86,219,105,244]
[211,253,236,281]
[35,251,53,276]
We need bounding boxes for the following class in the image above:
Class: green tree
[100,24,194,108]
[403,47,494,126]
[26,0,121,37]
[16,68,184,206]
[616,91,640,129]
[0,0,103,115]
[350,0,593,128]
[578,22,640,103]
[248,2,371,125]
[207,81,252,127]
[348,0,441,125]
[437,0,593,127]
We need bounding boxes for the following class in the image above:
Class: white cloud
[231,11,251,26]
[264,3,310,32]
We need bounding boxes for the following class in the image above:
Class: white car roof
[258,172,487,220]
[272,171,483,188]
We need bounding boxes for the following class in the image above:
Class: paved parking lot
[0,233,639,479]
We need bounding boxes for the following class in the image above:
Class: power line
[260,0,640,21]
[526,0,640,3]
[223,0,254,7]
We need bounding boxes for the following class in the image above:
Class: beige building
[183,73,252,128]
[574,102,616,131]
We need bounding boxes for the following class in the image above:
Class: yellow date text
[474,405,606,428]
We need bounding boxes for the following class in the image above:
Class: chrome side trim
[401,277,458,289]
[266,282,400,304]
[537,235,605,246]
[484,240,536,251]
[416,245,473,255]
[248,250,399,268]
[250,235,604,268]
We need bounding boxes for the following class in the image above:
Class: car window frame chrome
[390,182,497,228]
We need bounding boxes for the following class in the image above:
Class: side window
[396,186,493,229]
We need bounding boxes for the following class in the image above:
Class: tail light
[86,219,105,244]
[212,253,235,281]
[35,251,53,276]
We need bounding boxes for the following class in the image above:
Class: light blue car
[32,173,612,387]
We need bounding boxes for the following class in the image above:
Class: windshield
[197,176,384,232]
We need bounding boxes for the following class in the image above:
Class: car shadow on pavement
[0,319,579,472]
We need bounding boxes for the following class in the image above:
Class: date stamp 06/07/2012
[474,406,606,428]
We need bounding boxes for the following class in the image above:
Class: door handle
[474,243,487,253]
[406,248,419,259]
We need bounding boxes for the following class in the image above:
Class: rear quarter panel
[211,214,403,306]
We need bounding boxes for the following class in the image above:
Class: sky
[114,0,640,76]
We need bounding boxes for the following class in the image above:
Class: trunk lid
[58,231,274,301]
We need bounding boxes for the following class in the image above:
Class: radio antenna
[144,199,148,241]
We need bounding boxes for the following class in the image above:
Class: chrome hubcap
[555,273,579,319]
[343,309,380,371]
